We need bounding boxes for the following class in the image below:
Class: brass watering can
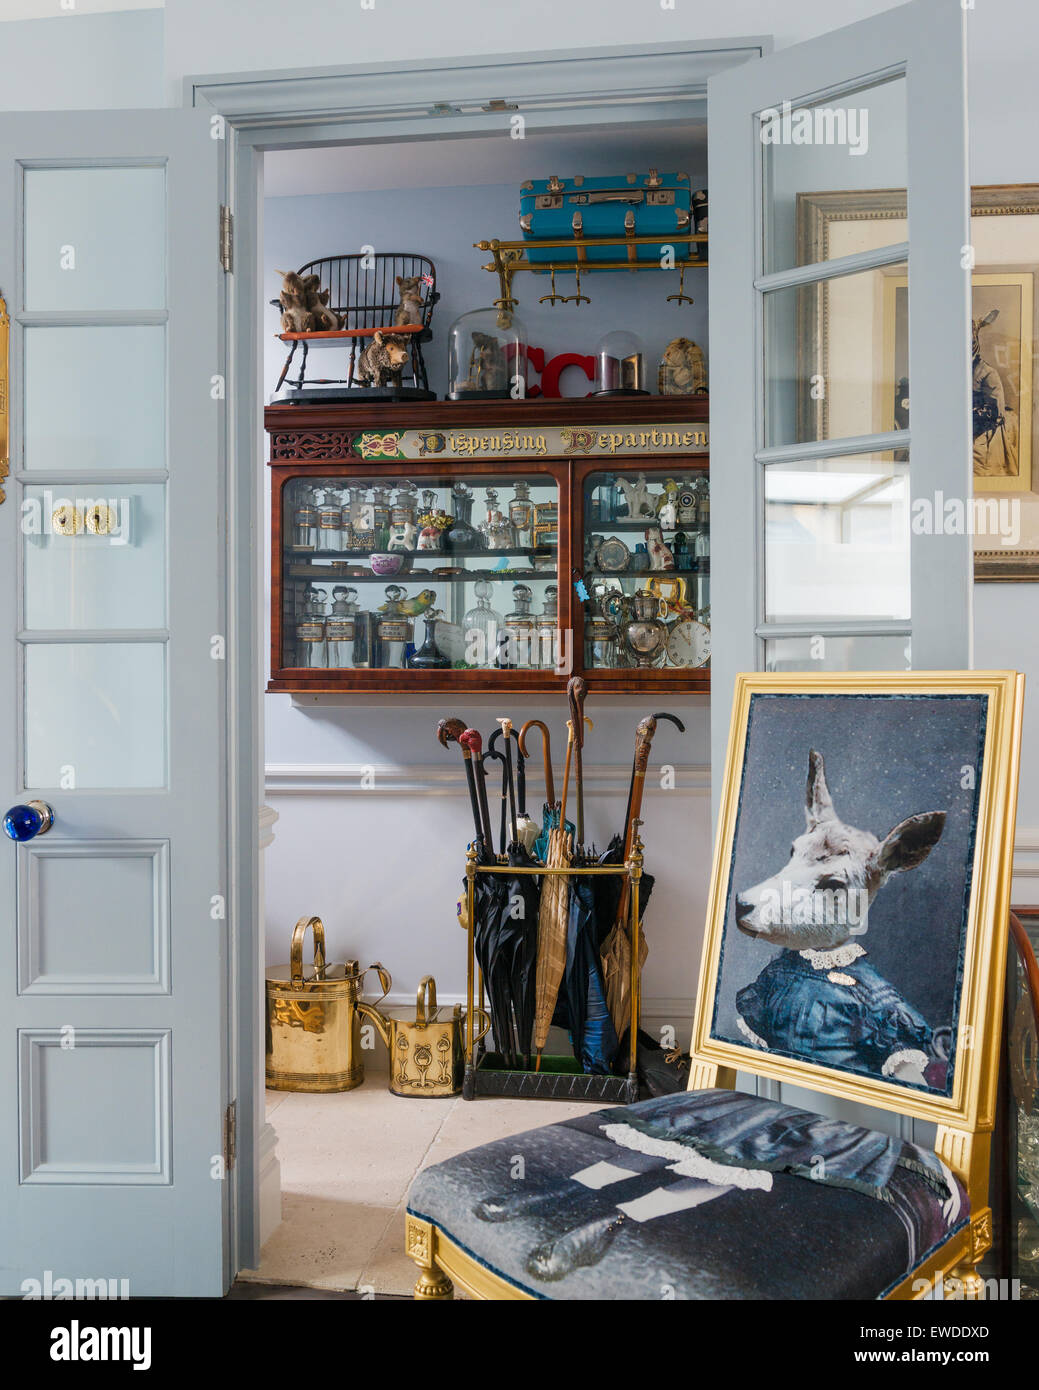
[357,976,490,1098]
[266,915,391,1093]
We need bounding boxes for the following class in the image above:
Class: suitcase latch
[534,194,564,210]
[646,190,676,206]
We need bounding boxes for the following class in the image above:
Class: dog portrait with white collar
[710,692,988,1095]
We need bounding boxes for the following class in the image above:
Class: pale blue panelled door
[0,111,229,1296]
[708,0,973,786]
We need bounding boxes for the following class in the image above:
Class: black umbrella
[461,725,540,1070]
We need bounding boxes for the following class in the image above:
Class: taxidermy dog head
[733,749,945,950]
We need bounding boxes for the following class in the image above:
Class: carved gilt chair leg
[405,1213,454,1300]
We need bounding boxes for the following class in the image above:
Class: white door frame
[185,36,770,1273]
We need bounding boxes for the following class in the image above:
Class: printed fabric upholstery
[407,1090,969,1300]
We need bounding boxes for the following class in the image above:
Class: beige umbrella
[532,718,578,1070]
[601,716,658,1039]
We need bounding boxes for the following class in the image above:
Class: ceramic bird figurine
[381,587,437,617]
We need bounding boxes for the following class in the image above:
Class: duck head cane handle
[460,728,495,852]
[518,719,554,808]
[438,716,484,849]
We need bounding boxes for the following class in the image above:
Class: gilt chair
[405,671,1024,1300]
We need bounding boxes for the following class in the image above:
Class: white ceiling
[0,0,159,18]
[263,123,708,198]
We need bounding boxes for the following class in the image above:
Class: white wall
[0,8,164,110]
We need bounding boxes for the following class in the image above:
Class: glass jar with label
[534,585,558,670]
[392,482,418,528]
[315,488,344,553]
[463,579,503,670]
[371,485,392,535]
[296,587,328,668]
[292,485,318,551]
[509,480,534,546]
[501,583,535,669]
[375,585,413,669]
[326,586,359,669]
[481,489,516,549]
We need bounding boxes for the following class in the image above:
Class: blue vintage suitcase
[519,171,705,266]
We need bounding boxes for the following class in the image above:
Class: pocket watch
[665,615,711,668]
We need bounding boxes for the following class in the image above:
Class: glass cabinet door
[278,470,562,676]
[579,464,710,677]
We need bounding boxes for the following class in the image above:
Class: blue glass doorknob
[3,801,55,842]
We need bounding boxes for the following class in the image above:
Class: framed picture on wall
[796,185,1039,580]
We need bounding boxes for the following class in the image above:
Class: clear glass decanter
[463,579,503,669]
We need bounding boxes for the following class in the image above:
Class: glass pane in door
[762,76,907,274]
[764,453,909,622]
[24,643,166,789]
[764,633,911,672]
[23,483,166,630]
[23,166,165,311]
[24,326,166,471]
[763,261,908,447]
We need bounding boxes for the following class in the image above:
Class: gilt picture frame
[795,185,1039,580]
[690,671,1023,1132]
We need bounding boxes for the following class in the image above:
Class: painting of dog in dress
[710,692,988,1096]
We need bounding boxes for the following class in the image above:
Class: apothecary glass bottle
[296,587,328,668]
[509,480,534,546]
[375,585,413,669]
[501,583,535,669]
[326,587,359,669]
[292,485,318,550]
[534,584,558,671]
[463,579,503,670]
[315,488,343,553]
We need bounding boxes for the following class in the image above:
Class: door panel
[709,0,972,794]
[0,110,227,1296]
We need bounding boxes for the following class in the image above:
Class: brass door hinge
[223,1099,237,1170]
[219,206,234,273]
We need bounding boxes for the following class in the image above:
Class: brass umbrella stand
[460,834,646,1104]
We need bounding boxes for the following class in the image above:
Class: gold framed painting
[691,670,1023,1133]
[796,185,1039,579]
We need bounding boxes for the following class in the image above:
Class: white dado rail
[264,761,711,797]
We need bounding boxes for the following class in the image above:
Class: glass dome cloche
[592,329,649,397]
[447,306,528,401]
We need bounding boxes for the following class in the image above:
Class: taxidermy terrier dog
[733,749,946,1086]
[393,275,425,327]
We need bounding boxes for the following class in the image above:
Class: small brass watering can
[357,976,490,1098]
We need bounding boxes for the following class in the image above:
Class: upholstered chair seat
[407,1089,969,1300]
